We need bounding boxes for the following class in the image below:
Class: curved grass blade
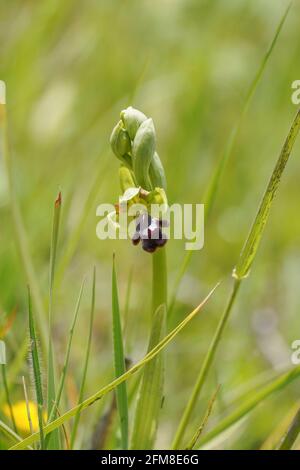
[172,108,300,448]
[28,286,45,450]
[184,385,220,450]
[197,365,300,448]
[22,376,34,437]
[9,284,218,450]
[260,400,300,449]
[45,278,85,448]
[47,191,62,450]
[70,268,96,449]
[233,107,300,278]
[0,419,32,448]
[131,304,166,450]
[278,407,300,450]
[168,3,291,317]
[111,255,128,450]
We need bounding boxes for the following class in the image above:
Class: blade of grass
[9,283,218,450]
[172,107,300,449]
[47,191,62,450]
[0,419,32,448]
[28,286,45,450]
[70,267,96,449]
[22,376,34,437]
[278,407,300,450]
[168,3,291,317]
[111,255,128,450]
[123,265,133,340]
[131,304,166,449]
[197,365,300,448]
[45,278,85,447]
[1,363,17,433]
[185,385,220,450]
[260,401,300,449]
[0,80,48,349]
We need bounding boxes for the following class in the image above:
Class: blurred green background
[1,0,300,449]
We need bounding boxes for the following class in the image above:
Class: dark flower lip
[131,213,168,253]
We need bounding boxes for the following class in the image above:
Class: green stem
[152,248,167,314]
[172,278,241,449]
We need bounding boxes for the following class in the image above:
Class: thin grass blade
[197,366,300,448]
[0,419,32,448]
[28,286,45,449]
[45,278,85,448]
[184,385,220,450]
[234,108,300,279]
[278,407,300,450]
[47,191,62,450]
[111,255,128,450]
[70,268,96,449]
[131,304,166,449]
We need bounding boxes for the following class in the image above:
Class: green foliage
[111,256,129,449]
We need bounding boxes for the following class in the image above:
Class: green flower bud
[149,151,167,191]
[120,106,147,140]
[132,118,156,191]
[119,165,136,193]
[110,120,132,167]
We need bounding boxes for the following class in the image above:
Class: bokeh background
[1,0,300,449]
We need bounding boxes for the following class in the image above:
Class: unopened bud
[132,118,156,190]
[120,106,147,140]
[110,120,132,167]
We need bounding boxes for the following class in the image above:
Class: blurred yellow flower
[3,400,47,434]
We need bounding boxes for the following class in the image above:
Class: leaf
[197,365,300,449]
[0,419,32,448]
[234,108,300,279]
[111,255,128,450]
[47,191,62,450]
[184,385,220,450]
[278,407,300,450]
[45,278,85,448]
[70,268,96,449]
[131,304,166,449]
[9,283,218,450]
[28,286,45,449]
